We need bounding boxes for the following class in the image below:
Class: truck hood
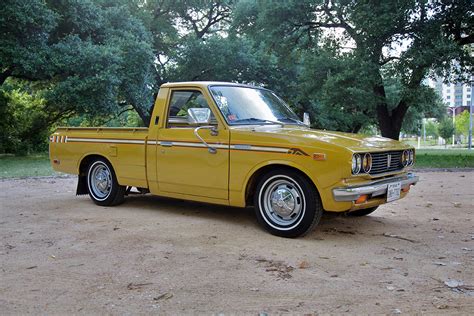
[231,125,410,152]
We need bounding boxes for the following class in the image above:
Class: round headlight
[409,149,414,165]
[402,150,410,166]
[352,153,362,174]
[362,153,372,173]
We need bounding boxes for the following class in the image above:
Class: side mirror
[187,108,211,125]
[303,112,311,127]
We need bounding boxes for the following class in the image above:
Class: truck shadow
[123,194,412,241]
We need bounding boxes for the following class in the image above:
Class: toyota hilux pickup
[49,81,418,237]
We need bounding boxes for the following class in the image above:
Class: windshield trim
[207,84,302,126]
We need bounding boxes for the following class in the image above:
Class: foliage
[0,83,50,155]
[1,0,473,156]
[1,0,155,124]
[455,110,471,136]
[424,120,439,138]
[438,118,455,145]
[233,0,474,139]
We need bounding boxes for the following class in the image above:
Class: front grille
[369,151,404,175]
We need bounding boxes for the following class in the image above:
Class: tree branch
[456,33,474,45]
[117,107,134,117]
[379,56,400,66]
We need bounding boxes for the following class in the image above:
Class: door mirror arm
[194,126,218,154]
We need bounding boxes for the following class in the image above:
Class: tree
[438,118,455,147]
[425,120,439,138]
[1,0,155,125]
[234,0,474,139]
[455,110,471,137]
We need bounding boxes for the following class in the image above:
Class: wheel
[86,158,125,206]
[254,169,323,238]
[347,206,378,217]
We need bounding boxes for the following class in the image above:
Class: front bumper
[332,172,419,202]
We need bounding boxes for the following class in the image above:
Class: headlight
[409,149,414,165]
[352,153,362,174]
[402,150,410,166]
[362,153,372,173]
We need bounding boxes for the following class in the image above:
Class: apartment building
[430,76,472,109]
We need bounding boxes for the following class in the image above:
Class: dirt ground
[0,171,473,315]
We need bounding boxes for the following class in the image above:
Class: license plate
[387,182,401,202]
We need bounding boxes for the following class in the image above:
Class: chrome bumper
[332,173,419,202]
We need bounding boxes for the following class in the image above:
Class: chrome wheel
[259,175,306,229]
[88,161,112,201]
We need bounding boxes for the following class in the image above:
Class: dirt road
[1,172,473,314]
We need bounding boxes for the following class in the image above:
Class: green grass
[0,154,56,178]
[415,149,474,168]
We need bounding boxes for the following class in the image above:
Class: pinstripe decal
[49,135,68,143]
[67,138,145,144]
[50,136,308,155]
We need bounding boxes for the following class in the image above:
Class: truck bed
[49,127,150,188]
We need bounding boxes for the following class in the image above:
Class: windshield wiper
[278,117,306,126]
[232,118,284,126]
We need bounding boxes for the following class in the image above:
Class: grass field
[415,149,474,168]
[1,149,474,179]
[0,154,56,178]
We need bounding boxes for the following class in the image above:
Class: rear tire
[347,206,378,217]
[254,169,323,238]
[87,158,125,206]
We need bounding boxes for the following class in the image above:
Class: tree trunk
[372,70,411,140]
[133,105,151,127]
[373,81,400,139]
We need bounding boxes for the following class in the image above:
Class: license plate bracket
[386,182,401,202]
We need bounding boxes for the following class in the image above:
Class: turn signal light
[313,153,326,161]
[355,194,368,204]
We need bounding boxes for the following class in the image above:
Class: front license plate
[386,182,401,202]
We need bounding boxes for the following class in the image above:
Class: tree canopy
[1,0,473,154]
[233,0,473,138]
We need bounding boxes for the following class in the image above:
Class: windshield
[208,86,303,125]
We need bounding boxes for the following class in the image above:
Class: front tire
[254,169,323,238]
[87,158,125,206]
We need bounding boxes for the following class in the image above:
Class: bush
[0,84,51,155]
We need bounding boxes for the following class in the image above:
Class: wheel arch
[243,162,321,207]
[76,154,114,195]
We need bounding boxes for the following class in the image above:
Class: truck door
[156,88,230,200]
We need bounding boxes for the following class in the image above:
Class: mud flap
[76,175,88,195]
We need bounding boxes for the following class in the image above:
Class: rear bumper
[332,172,419,202]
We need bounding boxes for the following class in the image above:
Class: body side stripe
[53,137,307,155]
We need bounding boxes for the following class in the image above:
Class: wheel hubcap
[263,178,304,227]
[90,163,112,199]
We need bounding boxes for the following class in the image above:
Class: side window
[167,90,216,127]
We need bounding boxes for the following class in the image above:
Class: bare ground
[0,172,473,315]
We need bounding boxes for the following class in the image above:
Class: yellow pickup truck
[49,81,418,237]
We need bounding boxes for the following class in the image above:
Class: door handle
[194,126,218,154]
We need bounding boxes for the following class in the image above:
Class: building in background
[428,76,472,115]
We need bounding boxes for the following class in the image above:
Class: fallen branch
[382,233,418,243]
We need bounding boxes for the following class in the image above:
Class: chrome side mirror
[187,108,211,125]
[303,112,311,127]
[194,126,218,154]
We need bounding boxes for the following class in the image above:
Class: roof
[160,81,262,89]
